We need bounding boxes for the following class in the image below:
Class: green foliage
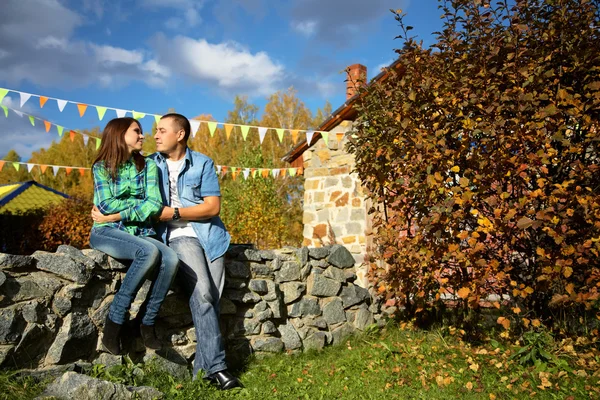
[348,0,600,333]
[511,329,556,366]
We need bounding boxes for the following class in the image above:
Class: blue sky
[0,0,445,161]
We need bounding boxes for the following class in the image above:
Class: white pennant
[52,166,60,176]
[243,168,250,180]
[27,163,35,173]
[190,120,201,138]
[19,92,32,108]
[83,135,89,146]
[216,165,222,174]
[13,110,24,118]
[56,99,67,112]
[272,168,280,178]
[115,109,127,118]
[306,130,315,145]
[257,127,267,144]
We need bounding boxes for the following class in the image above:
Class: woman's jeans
[90,226,179,326]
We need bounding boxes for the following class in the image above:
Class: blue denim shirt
[150,149,231,261]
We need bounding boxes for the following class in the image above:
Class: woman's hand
[91,206,121,223]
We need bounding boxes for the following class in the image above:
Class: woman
[90,117,178,355]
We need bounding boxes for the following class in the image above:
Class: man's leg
[168,236,227,378]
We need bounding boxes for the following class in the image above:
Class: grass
[2,321,599,399]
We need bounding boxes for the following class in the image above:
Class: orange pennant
[69,130,76,142]
[77,103,87,117]
[336,132,344,142]
[224,124,233,140]
[39,96,49,108]
[44,120,51,132]
[298,167,304,175]
[291,130,299,144]
[280,168,287,178]
[0,160,4,172]
[40,165,48,174]
[261,169,269,178]
[65,167,73,176]
[79,168,85,176]
[221,166,228,175]
[232,171,238,181]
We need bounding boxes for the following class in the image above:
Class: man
[150,113,241,390]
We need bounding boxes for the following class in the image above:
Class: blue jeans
[168,236,227,378]
[90,226,179,326]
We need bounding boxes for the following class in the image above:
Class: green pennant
[231,167,237,173]
[252,169,258,178]
[28,116,35,126]
[276,128,285,143]
[321,131,329,146]
[1,105,8,117]
[96,106,107,120]
[12,162,19,171]
[133,111,146,120]
[289,168,297,177]
[0,88,8,104]
[96,138,101,150]
[207,122,217,137]
[154,114,161,124]
[240,125,250,141]
[57,126,64,137]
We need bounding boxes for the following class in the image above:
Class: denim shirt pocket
[181,171,202,202]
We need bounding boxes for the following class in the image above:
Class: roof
[282,58,403,165]
[0,181,69,214]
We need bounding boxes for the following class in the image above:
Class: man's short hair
[161,113,192,142]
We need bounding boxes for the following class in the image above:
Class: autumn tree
[0,150,29,184]
[348,0,600,333]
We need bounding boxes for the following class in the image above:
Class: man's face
[155,117,183,153]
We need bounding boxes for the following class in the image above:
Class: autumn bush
[348,0,600,335]
[37,196,93,251]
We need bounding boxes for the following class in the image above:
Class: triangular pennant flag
[83,135,89,146]
[190,120,201,138]
[321,131,329,146]
[95,138,101,150]
[258,127,267,144]
[232,171,238,181]
[40,165,48,174]
[12,162,20,171]
[224,124,233,140]
[65,167,72,176]
[276,128,284,143]
[298,167,304,175]
[306,130,315,145]
[221,166,228,175]
[28,116,35,126]
[289,168,297,177]
[44,120,51,132]
[243,168,250,180]
[52,166,60,176]
[240,125,250,141]
[19,92,31,108]
[79,168,85,176]
[0,160,4,172]
[56,99,67,112]
[261,169,269,178]
[0,88,8,104]
[76,103,87,117]
[1,105,7,117]
[251,168,257,178]
[132,111,145,120]
[27,163,35,173]
[96,106,107,120]
[115,109,127,118]
[231,167,237,173]
[207,122,217,137]
[69,130,76,142]
[291,130,299,144]
[272,168,280,178]
[216,165,222,174]
[57,126,64,137]
[39,96,49,108]
[336,132,344,142]
[13,110,24,118]
[154,114,161,124]
[281,168,287,178]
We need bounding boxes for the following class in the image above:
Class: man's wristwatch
[172,207,181,221]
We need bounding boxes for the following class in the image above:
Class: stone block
[303,331,327,351]
[32,252,92,284]
[275,261,301,283]
[288,297,321,318]
[307,274,341,297]
[308,247,330,260]
[281,282,305,304]
[322,297,346,326]
[278,323,302,350]
[327,245,356,268]
[251,336,284,353]
[248,279,268,295]
[225,261,250,279]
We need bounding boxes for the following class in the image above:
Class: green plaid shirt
[92,158,162,236]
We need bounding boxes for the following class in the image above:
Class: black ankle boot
[140,324,162,350]
[102,316,122,355]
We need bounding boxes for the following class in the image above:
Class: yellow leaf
[497,317,510,330]
[563,266,573,278]
[466,382,473,391]
[457,287,470,299]
[512,307,521,314]
[532,319,541,327]
[469,363,480,372]
[451,165,460,173]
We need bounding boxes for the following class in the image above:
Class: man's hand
[158,206,175,222]
[91,205,121,223]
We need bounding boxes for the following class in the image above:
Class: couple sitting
[89,113,241,390]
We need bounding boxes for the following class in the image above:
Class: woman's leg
[137,236,179,326]
[90,226,161,325]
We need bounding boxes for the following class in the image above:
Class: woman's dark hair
[93,117,145,179]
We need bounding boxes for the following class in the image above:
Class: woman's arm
[93,163,137,215]
[118,160,164,222]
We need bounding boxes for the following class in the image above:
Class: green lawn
[2,322,599,399]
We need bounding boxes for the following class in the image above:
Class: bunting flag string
[0,87,338,147]
[0,160,90,177]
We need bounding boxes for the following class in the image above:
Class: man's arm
[158,196,220,222]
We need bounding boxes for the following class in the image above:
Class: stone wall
[301,121,371,286]
[0,244,382,371]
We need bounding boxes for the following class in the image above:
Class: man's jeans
[168,236,227,378]
[90,226,179,326]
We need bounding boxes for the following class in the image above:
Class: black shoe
[140,324,162,350]
[102,316,122,355]
[205,370,243,390]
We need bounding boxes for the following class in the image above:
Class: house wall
[301,121,371,287]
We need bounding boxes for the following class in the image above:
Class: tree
[348,0,600,333]
[0,150,29,184]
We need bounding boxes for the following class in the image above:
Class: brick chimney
[345,64,367,100]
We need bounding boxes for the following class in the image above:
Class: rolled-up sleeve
[199,158,221,197]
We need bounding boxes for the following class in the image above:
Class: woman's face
[124,122,144,153]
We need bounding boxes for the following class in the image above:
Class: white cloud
[138,0,205,28]
[92,45,145,66]
[151,35,285,96]
[292,20,317,37]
